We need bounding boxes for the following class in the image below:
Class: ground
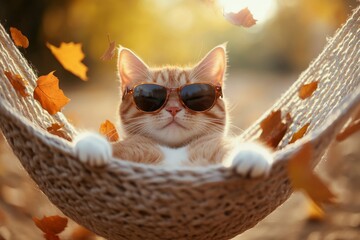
[0,70,359,239]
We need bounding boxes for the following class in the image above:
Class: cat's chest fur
[158,145,188,167]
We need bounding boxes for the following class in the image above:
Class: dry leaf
[10,27,29,48]
[299,81,318,99]
[34,71,70,115]
[47,123,72,142]
[306,197,325,221]
[99,120,119,142]
[224,8,257,28]
[4,70,29,97]
[259,110,292,149]
[33,215,68,240]
[71,225,97,240]
[289,123,310,144]
[47,42,88,81]
[288,142,336,208]
[336,118,360,142]
[100,36,116,61]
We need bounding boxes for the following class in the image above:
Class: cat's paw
[73,132,112,167]
[224,142,273,178]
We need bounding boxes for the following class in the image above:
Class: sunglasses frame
[122,82,223,113]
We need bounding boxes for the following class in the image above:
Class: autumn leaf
[99,120,119,142]
[289,123,310,144]
[47,42,88,81]
[4,70,29,97]
[259,110,292,149]
[306,197,325,221]
[71,226,97,240]
[299,81,318,99]
[100,36,116,61]
[288,142,336,208]
[336,116,360,142]
[224,8,257,28]
[47,123,72,142]
[10,27,29,48]
[33,215,68,240]
[34,71,70,115]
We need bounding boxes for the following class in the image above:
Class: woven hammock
[0,7,359,240]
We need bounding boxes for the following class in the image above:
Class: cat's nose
[166,106,182,116]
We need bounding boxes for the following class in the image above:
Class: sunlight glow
[219,0,277,22]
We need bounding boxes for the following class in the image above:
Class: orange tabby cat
[74,45,273,177]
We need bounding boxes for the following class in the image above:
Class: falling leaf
[71,225,97,240]
[289,123,310,144]
[259,110,292,149]
[34,71,70,115]
[33,215,68,240]
[224,8,257,28]
[4,70,29,97]
[10,27,29,48]
[336,118,360,142]
[47,123,72,142]
[47,42,88,81]
[299,81,318,99]
[99,120,119,142]
[288,142,336,208]
[100,36,116,61]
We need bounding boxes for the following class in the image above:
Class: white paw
[73,132,112,167]
[223,142,273,178]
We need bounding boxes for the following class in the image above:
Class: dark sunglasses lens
[180,84,216,111]
[133,84,167,112]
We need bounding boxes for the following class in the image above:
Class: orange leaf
[47,42,88,81]
[224,8,257,28]
[33,215,68,238]
[289,123,310,144]
[71,225,97,240]
[99,120,119,142]
[10,27,29,48]
[336,118,360,141]
[4,70,29,97]
[259,110,292,149]
[288,142,336,207]
[100,36,116,61]
[47,123,72,142]
[34,71,70,115]
[299,81,318,99]
[306,197,325,221]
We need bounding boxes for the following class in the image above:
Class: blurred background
[0,0,359,239]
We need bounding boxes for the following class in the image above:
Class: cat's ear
[117,46,149,88]
[191,44,227,85]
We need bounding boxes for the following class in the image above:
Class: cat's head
[117,44,228,147]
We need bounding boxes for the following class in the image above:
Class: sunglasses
[122,83,223,113]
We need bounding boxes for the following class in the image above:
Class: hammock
[0,7,359,239]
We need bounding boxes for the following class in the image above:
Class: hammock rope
[0,7,359,240]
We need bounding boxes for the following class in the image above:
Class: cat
[73,44,273,177]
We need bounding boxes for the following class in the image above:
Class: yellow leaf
[289,123,310,144]
[288,142,336,208]
[10,27,29,48]
[47,42,88,81]
[34,71,70,115]
[4,70,29,97]
[99,120,119,142]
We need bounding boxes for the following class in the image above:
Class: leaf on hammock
[100,36,116,61]
[288,142,336,208]
[46,42,88,81]
[3,70,29,97]
[10,27,29,49]
[259,110,292,149]
[336,117,360,142]
[47,123,72,142]
[34,71,70,115]
[299,81,318,99]
[289,123,310,144]
[33,215,68,240]
[224,8,257,28]
[71,225,97,240]
[99,120,119,142]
